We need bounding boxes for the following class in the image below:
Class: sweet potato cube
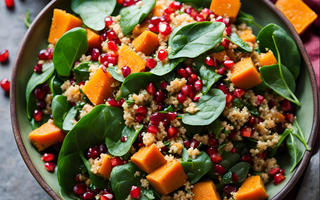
[29,123,65,152]
[212,51,226,62]
[132,31,160,56]
[86,28,101,50]
[210,0,241,22]
[82,68,117,105]
[192,180,221,200]
[146,160,188,195]
[152,4,165,17]
[240,30,256,44]
[98,154,113,179]
[259,51,278,67]
[133,19,150,37]
[230,57,262,90]
[118,44,146,73]
[131,144,167,173]
[48,9,83,45]
[235,175,269,200]
[226,49,236,60]
[275,0,318,35]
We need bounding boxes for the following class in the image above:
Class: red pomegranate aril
[256,95,264,105]
[117,98,125,107]
[200,8,212,19]
[195,14,205,22]
[111,157,126,166]
[158,49,167,61]
[226,93,234,104]
[160,15,171,23]
[256,151,266,159]
[150,112,165,123]
[146,82,156,95]
[183,140,190,148]
[150,16,161,25]
[208,133,215,139]
[177,68,189,78]
[135,114,144,123]
[218,83,229,94]
[242,154,253,165]
[185,66,193,75]
[78,81,85,86]
[241,127,252,137]
[148,23,159,33]
[181,85,192,96]
[223,60,234,69]
[75,173,81,182]
[268,99,276,109]
[248,116,257,127]
[268,167,280,176]
[47,48,54,59]
[169,1,182,10]
[215,164,226,175]
[276,122,285,134]
[93,188,101,195]
[122,66,131,78]
[209,138,219,147]
[73,183,87,196]
[225,26,232,36]
[190,139,200,149]
[231,172,239,182]
[185,7,198,18]
[193,96,200,102]
[227,130,237,140]
[154,91,166,103]
[44,162,56,172]
[194,80,203,92]
[34,88,46,100]
[221,38,230,49]
[166,112,177,120]
[281,99,292,112]
[234,88,245,98]
[105,16,113,28]
[216,16,229,26]
[210,153,222,163]
[231,147,237,154]
[187,76,197,85]
[177,93,187,103]
[130,186,141,199]
[0,49,9,62]
[146,58,157,69]
[159,81,168,90]
[100,33,108,44]
[163,7,175,15]
[0,78,10,92]
[83,191,96,200]
[279,169,285,175]
[87,147,99,159]
[273,174,285,185]
[106,41,118,52]
[148,125,158,134]
[108,98,119,107]
[38,49,49,60]
[101,194,114,200]
[121,136,128,142]
[223,185,237,197]
[41,153,55,162]
[36,101,46,109]
[106,30,118,40]
[168,126,179,136]
[33,110,43,122]
[107,54,118,66]
[99,144,107,154]
[158,22,172,35]
[284,113,295,123]
[5,0,14,8]
[215,67,225,75]
[123,0,137,7]
[207,146,218,156]
[91,48,100,61]
[205,56,216,67]
[136,106,148,116]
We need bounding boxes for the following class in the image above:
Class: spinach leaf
[120,0,156,35]
[62,106,78,131]
[180,148,212,184]
[49,74,63,97]
[53,27,88,77]
[107,66,125,82]
[222,162,250,184]
[30,115,50,130]
[286,132,305,172]
[71,0,117,31]
[51,95,72,130]
[150,58,185,76]
[177,0,211,8]
[26,62,55,119]
[168,22,225,59]
[268,128,291,158]
[220,151,240,171]
[235,11,263,29]
[73,62,90,83]
[257,24,300,79]
[182,89,226,126]
[232,98,259,117]
[292,119,311,151]
[206,119,224,139]
[225,32,253,52]
[232,141,249,156]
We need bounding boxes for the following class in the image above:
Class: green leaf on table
[23,10,32,28]
[225,32,253,52]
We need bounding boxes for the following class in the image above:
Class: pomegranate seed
[227,130,237,140]
[47,48,54,59]
[193,96,200,102]
[73,183,87,196]
[268,99,276,109]
[0,49,9,62]
[233,88,245,98]
[185,7,198,18]
[121,136,127,142]
[208,133,215,139]
[242,154,253,165]
[207,147,218,156]
[159,22,172,35]
[34,88,46,100]
[209,138,219,147]
[218,83,229,94]
[177,93,187,103]
[99,144,107,154]
[123,0,138,7]
[166,112,177,120]
[33,110,43,122]
[273,174,285,185]
[268,167,280,176]
[200,8,213,19]
[158,49,168,61]
[130,186,141,199]
[216,67,226,75]
[150,16,161,25]
[177,68,189,78]
[111,157,126,166]
[83,191,95,200]
[276,122,285,134]
[0,78,10,92]
[150,113,164,124]
[105,16,113,28]
[163,7,175,15]
[37,101,46,109]
[108,41,118,52]
[146,58,157,69]
[241,127,252,137]
[205,56,217,67]
[185,66,194,75]
[225,26,232,36]
[226,93,234,104]
[106,30,118,40]
[248,116,257,127]
[210,153,222,163]
[281,99,293,112]
[38,49,49,60]
[117,98,125,107]
[187,75,197,85]
[5,0,14,8]
[148,125,158,134]
[215,164,226,175]
[223,185,237,197]
[135,114,144,123]
[181,85,193,96]
[108,98,119,107]
[221,38,230,49]
[257,151,266,159]
[223,60,234,69]
[75,173,81,182]
[279,169,285,175]
[122,66,131,78]
[44,162,56,172]
[148,23,159,33]
[86,147,99,159]
[33,63,43,74]
[136,106,148,115]
[232,172,239,182]
[41,153,55,162]
[168,126,179,136]
[91,48,100,61]
[195,14,205,22]
[169,1,182,10]
[183,140,190,148]
[231,147,237,154]
[101,194,114,200]
[100,33,108,44]
[159,81,168,89]
[190,139,200,149]
[216,16,229,26]
[160,15,171,23]
[154,91,166,103]
[94,188,101,195]
[256,95,264,105]
[284,113,295,123]
[146,83,156,95]
[194,80,203,91]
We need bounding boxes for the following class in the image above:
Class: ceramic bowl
[10,0,319,199]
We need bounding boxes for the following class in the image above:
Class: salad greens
[73,62,91,84]
[52,95,72,130]
[235,11,263,29]
[222,162,251,184]
[150,58,185,76]
[225,32,253,52]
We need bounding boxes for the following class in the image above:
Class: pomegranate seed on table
[231,147,237,154]
[241,154,253,165]
[148,125,158,134]
[136,106,148,115]
[209,138,219,147]
[130,186,141,199]
[159,81,168,89]
[210,153,222,163]
[5,0,14,8]
[150,113,165,124]
[83,191,96,200]
[0,49,9,62]
[215,164,226,175]
[100,33,108,44]
[138,143,144,148]
[223,185,237,197]
[216,67,226,75]
[122,66,131,78]
[146,82,156,95]
[105,16,113,28]
[223,60,234,69]
[183,140,190,148]
[248,116,257,127]
[200,8,213,19]
[0,78,10,92]
[154,91,166,103]
[160,15,171,23]
[273,174,285,185]
[187,76,197,85]
[121,136,127,142]
[47,48,54,59]
[268,167,280,176]
[135,114,144,123]
[216,16,229,26]
[218,83,229,94]
[91,48,100,61]
[36,101,46,109]
[276,122,285,134]
[148,23,159,33]
[33,110,43,122]
[225,93,234,104]
[233,88,245,98]
[158,22,172,35]
[34,88,46,100]
[256,151,266,159]
[44,162,56,172]
[241,126,252,137]
[73,183,87,196]
[177,93,187,103]
[41,153,55,162]
[193,96,200,102]
[177,68,189,78]
[38,49,49,60]
[101,194,114,200]
[185,7,198,18]
[75,173,81,182]
[190,139,200,149]
[163,7,175,16]
[268,99,276,109]
[194,80,203,91]
[168,126,179,136]
[181,85,192,96]
[207,146,218,156]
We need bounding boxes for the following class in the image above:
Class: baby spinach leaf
[180,148,212,184]
[268,128,291,158]
[150,58,185,76]
[220,151,240,171]
[222,162,250,184]
[107,66,125,82]
[52,95,72,130]
[225,32,253,52]
[286,132,305,172]
[232,141,249,156]
[168,22,225,59]
[120,0,156,35]
[26,62,55,119]
[71,0,117,31]
[292,119,311,151]
[177,0,211,8]
[235,11,263,29]
[62,106,78,131]
[49,74,63,97]
[182,89,226,126]
[206,119,224,139]
[53,27,88,77]
[73,62,90,83]
[232,98,259,117]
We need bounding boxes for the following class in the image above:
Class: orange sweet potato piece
[146,160,188,195]
[82,67,117,105]
[259,51,278,67]
[230,57,262,90]
[97,154,113,179]
[240,30,256,44]
[192,180,221,200]
[132,31,160,56]
[235,175,269,200]
[86,28,101,50]
[152,4,165,17]
[29,123,65,152]
[133,19,150,37]
[48,9,83,45]
[118,44,146,73]
[210,0,241,22]
[212,51,227,62]
[275,0,318,35]
[131,144,167,173]
[226,49,236,60]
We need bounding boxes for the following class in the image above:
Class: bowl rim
[10,0,320,199]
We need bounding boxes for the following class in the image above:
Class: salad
[26,0,311,199]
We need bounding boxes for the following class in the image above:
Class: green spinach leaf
[62,106,78,131]
[107,66,125,82]
[53,27,88,77]
[206,119,224,139]
[222,162,250,184]
[168,22,225,59]
[268,128,291,158]
[73,62,91,83]
[150,58,185,76]
[225,32,253,52]
[232,98,259,117]
[220,151,240,171]
[286,132,305,172]
[120,0,156,35]
[235,11,263,29]
[52,95,72,130]
[49,74,63,97]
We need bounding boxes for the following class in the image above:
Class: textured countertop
[0,1,318,200]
